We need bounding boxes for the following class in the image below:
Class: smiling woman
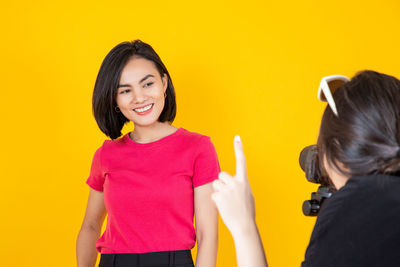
[91,40,177,140]
[76,40,220,267]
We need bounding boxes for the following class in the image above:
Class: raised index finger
[234,135,247,181]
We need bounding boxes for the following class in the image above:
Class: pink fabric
[86,128,220,253]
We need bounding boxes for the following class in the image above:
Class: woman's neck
[130,122,178,144]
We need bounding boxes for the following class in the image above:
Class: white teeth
[134,104,153,112]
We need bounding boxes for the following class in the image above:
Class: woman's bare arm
[76,188,107,267]
[194,183,219,267]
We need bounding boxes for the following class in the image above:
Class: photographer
[212,70,400,267]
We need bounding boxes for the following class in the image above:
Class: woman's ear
[162,74,168,92]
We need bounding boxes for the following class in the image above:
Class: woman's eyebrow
[139,74,155,83]
[118,74,155,88]
[118,84,130,88]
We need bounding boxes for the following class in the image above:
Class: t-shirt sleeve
[86,145,106,191]
[192,136,221,188]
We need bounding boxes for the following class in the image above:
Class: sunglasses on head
[318,75,350,116]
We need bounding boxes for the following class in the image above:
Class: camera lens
[299,145,321,184]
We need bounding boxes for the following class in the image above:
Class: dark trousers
[98,250,194,267]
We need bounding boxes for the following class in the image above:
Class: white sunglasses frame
[318,75,350,116]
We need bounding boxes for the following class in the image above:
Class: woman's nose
[132,88,145,103]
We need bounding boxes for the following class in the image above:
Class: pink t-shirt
[86,128,220,253]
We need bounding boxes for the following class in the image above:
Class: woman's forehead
[119,57,159,83]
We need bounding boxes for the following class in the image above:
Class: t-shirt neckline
[124,127,185,147]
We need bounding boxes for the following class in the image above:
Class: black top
[301,174,400,267]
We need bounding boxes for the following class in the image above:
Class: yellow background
[1,0,400,266]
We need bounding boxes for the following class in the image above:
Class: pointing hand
[212,136,256,234]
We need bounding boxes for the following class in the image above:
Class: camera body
[299,145,335,216]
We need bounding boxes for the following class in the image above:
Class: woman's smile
[133,103,154,115]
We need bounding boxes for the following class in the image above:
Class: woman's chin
[131,118,160,128]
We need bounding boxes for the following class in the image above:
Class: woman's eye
[143,82,154,88]
[120,89,130,94]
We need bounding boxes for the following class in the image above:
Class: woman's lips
[133,104,154,115]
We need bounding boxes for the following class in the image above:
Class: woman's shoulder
[180,128,210,139]
[178,128,215,146]
[317,174,400,223]
[94,133,129,151]
[307,174,400,241]
[304,174,400,266]
[171,128,218,156]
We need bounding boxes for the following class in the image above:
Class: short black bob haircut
[92,40,177,140]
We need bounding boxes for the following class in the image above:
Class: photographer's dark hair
[92,40,177,140]
[318,70,400,178]
[318,71,400,176]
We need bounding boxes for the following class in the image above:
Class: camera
[299,145,335,216]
